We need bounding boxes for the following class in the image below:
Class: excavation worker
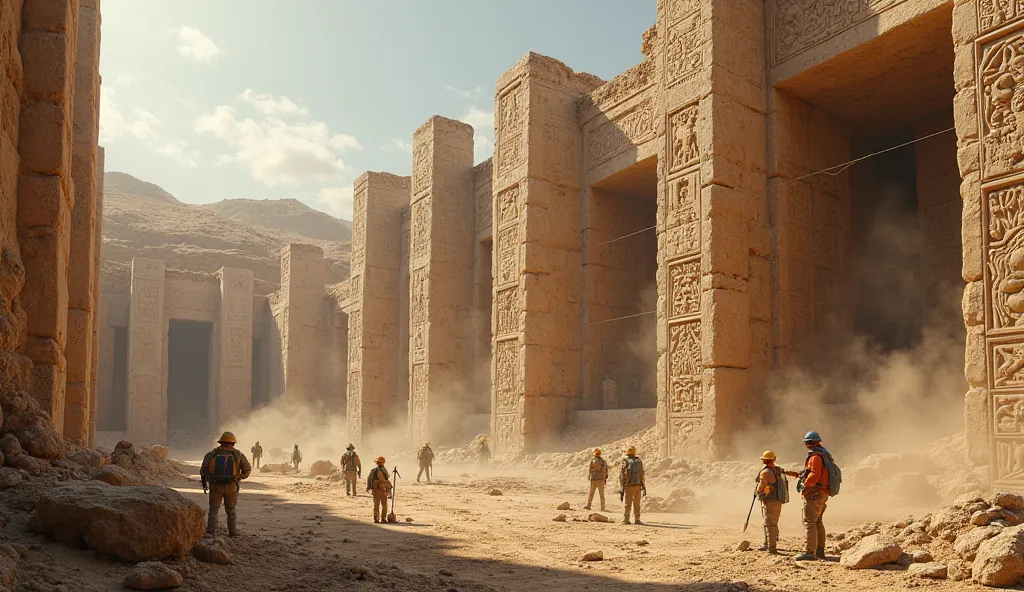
[756,450,799,554]
[584,448,608,511]
[366,456,393,523]
[417,443,435,483]
[795,431,832,561]
[479,438,490,468]
[291,444,302,471]
[200,431,252,537]
[341,443,361,497]
[250,441,263,469]
[619,445,646,525]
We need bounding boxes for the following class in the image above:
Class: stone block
[965,386,988,465]
[707,94,767,173]
[521,343,581,397]
[21,0,74,34]
[19,32,70,104]
[16,173,63,228]
[23,336,61,365]
[18,102,69,175]
[702,288,749,369]
[953,44,975,93]
[961,174,982,282]
[957,140,979,178]
[749,319,771,369]
[748,256,771,321]
[950,0,978,46]
[963,281,983,327]
[19,226,68,345]
[964,325,986,387]
[30,360,66,431]
[953,89,979,142]
[702,185,748,278]
[705,367,750,452]
[64,308,90,383]
[63,382,88,442]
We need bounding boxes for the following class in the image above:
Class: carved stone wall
[473,159,494,415]
[216,268,253,428]
[279,244,326,404]
[90,145,105,443]
[409,117,476,445]
[128,258,166,444]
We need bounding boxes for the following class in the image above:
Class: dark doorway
[104,326,129,431]
[167,320,213,434]
[251,336,270,407]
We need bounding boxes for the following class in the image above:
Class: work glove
[796,482,804,493]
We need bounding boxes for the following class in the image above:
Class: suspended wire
[588,310,657,326]
[589,225,657,249]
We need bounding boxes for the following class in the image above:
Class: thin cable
[590,225,657,249]
[589,310,657,325]
[771,127,956,188]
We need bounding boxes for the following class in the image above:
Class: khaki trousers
[373,490,389,522]
[253,456,261,469]
[417,464,431,482]
[208,482,239,534]
[344,470,358,496]
[761,499,782,548]
[587,480,606,509]
[802,490,829,553]
[623,485,642,522]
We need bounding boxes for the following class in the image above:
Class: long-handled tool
[387,466,401,523]
[742,493,757,533]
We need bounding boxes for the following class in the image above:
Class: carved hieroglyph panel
[497,184,520,227]
[981,1,1024,34]
[495,287,520,336]
[771,0,909,65]
[669,103,700,173]
[668,0,700,22]
[411,268,427,324]
[347,372,362,434]
[497,83,525,175]
[496,413,518,451]
[497,225,520,286]
[668,258,700,318]
[227,326,248,368]
[412,323,426,362]
[995,437,1024,483]
[666,12,704,86]
[348,310,362,364]
[495,338,520,412]
[413,142,431,196]
[668,417,698,454]
[980,30,1024,180]
[993,339,1024,389]
[130,373,162,440]
[412,196,432,259]
[411,363,428,414]
[133,279,161,323]
[987,183,1024,329]
[588,98,655,166]
[668,171,701,255]
[995,394,1024,434]
[668,320,702,414]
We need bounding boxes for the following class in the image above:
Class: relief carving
[133,279,161,323]
[996,394,1024,434]
[495,339,519,412]
[994,341,1024,389]
[134,326,159,367]
[412,324,426,362]
[412,196,432,259]
[411,268,428,324]
[669,417,698,454]
[497,184,521,227]
[413,142,431,195]
[669,104,700,173]
[980,30,1024,180]
[772,0,908,65]
[497,83,525,175]
[588,99,655,165]
[669,0,701,22]
[226,274,248,292]
[666,13,704,85]
[668,172,700,256]
[495,287,520,336]
[981,0,1024,34]
[412,364,428,413]
[496,413,518,451]
[668,258,700,318]
[227,326,248,368]
[497,225,520,286]
[668,320,702,415]
[987,183,1024,329]
[996,437,1024,482]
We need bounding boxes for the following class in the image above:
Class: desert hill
[101,172,351,284]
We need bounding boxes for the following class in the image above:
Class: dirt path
[10,461,982,591]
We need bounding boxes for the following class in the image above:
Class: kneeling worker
[756,450,799,554]
[201,431,252,537]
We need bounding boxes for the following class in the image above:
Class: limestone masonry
[7,1,1024,488]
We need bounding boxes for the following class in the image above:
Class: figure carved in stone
[988,183,1024,328]
[997,438,1024,481]
[495,339,519,411]
[772,0,907,64]
[670,105,699,172]
[413,143,431,195]
[411,268,427,324]
[601,374,619,410]
[980,0,1024,32]
[668,320,701,378]
[995,395,1024,434]
[412,197,432,258]
[670,173,700,255]
[995,342,1024,388]
[666,14,704,84]
[669,258,700,318]
[498,185,520,226]
[588,99,655,164]
[498,84,525,174]
[496,288,520,336]
[982,31,1024,179]
[670,418,697,454]
[497,226,519,285]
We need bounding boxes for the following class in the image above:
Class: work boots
[816,547,826,560]
[583,505,591,510]
[794,552,816,561]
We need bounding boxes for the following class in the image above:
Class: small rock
[438,569,454,577]
[973,510,992,526]
[896,552,914,566]
[0,467,24,490]
[351,566,375,580]
[405,517,413,523]
[5,453,50,476]
[912,550,933,563]
[488,489,502,496]
[0,436,20,458]
[581,551,604,562]
[124,561,183,590]
[636,540,649,546]
[588,513,610,523]
[460,473,470,478]
[192,537,232,565]
[556,502,571,511]
[948,560,972,581]
[0,544,21,589]
[553,514,567,522]
[309,460,336,477]
[839,534,902,569]
[988,507,1005,519]
[150,446,169,461]
[737,541,751,552]
[68,449,105,469]
[907,562,947,579]
[993,492,1024,511]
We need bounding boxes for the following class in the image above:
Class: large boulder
[994,492,1024,512]
[124,561,183,590]
[973,523,1024,587]
[260,463,296,475]
[309,460,336,477]
[0,543,23,589]
[928,502,975,542]
[5,452,50,476]
[28,482,204,561]
[91,465,141,486]
[839,534,903,569]
[68,449,105,469]
[954,525,1002,561]
[192,537,232,565]
[9,423,64,459]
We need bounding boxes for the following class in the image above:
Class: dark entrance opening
[104,326,129,431]
[167,320,212,434]
[251,336,270,407]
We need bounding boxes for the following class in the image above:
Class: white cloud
[174,26,220,64]
[309,185,355,219]
[459,105,495,164]
[99,86,161,143]
[239,89,309,118]
[472,134,494,164]
[156,141,201,168]
[195,105,361,187]
[446,85,485,100]
[382,138,413,154]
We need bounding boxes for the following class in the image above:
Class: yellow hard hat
[626,446,636,455]
[218,432,237,444]
[761,450,777,461]
[593,448,601,456]
[375,456,386,464]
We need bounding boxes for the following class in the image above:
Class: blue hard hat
[803,431,822,443]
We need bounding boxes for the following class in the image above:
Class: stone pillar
[64,0,101,443]
[490,55,593,454]
[346,172,409,444]
[16,0,80,431]
[279,244,324,403]
[656,0,765,458]
[89,145,104,445]
[215,268,253,429]
[127,258,166,444]
[409,117,476,445]
[956,1,1024,481]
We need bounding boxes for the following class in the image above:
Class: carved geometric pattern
[980,30,1024,180]
[668,171,700,256]
[413,142,431,196]
[497,184,520,227]
[980,0,1024,34]
[412,196,432,259]
[495,339,520,413]
[987,183,1024,329]
[668,320,702,415]
[497,83,525,175]
[771,0,909,65]
[588,98,655,165]
[133,279,160,323]
[669,103,700,173]
[995,394,1024,434]
[497,225,519,286]
[495,287,520,336]
[666,13,703,85]
[668,257,700,319]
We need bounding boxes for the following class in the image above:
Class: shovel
[387,466,401,523]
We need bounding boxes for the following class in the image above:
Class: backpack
[809,450,842,497]
[589,458,607,481]
[208,449,239,484]
[624,457,644,486]
[762,466,790,504]
[373,468,392,493]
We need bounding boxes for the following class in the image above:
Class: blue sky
[98,1,656,220]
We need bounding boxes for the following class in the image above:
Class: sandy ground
[6,456,994,592]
